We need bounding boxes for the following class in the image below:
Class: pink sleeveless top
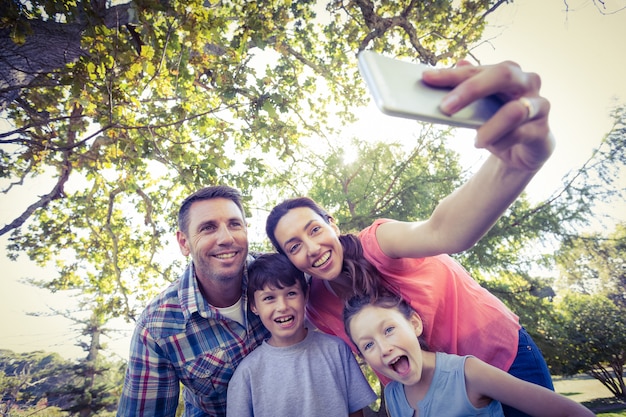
[306,219,520,375]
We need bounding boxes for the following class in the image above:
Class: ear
[176,230,191,257]
[250,303,259,315]
[409,312,424,337]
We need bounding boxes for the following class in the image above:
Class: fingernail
[440,94,459,115]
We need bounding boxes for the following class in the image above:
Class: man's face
[177,198,248,290]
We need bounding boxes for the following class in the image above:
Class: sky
[1,0,625,361]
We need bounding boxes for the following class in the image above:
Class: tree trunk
[0,2,135,111]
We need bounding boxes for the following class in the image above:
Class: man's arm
[117,326,180,416]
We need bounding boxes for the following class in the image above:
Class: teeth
[313,251,331,267]
[275,316,293,323]
[216,252,236,259]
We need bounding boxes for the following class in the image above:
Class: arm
[464,357,595,417]
[117,326,180,417]
[376,60,556,259]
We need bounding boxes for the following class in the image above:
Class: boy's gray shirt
[226,329,376,416]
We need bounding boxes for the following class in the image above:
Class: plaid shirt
[117,258,269,417]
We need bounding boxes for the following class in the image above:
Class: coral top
[306,219,520,376]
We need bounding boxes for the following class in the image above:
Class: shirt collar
[178,256,255,322]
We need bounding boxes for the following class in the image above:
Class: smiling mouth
[312,251,331,268]
[275,316,294,324]
[215,252,237,259]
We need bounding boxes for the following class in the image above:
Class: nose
[379,339,393,357]
[304,236,321,257]
[275,296,287,311]
[216,224,235,245]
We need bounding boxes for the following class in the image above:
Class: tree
[556,223,626,304]
[300,127,463,232]
[1,0,510,325]
[1,1,512,411]
[550,293,626,400]
[0,349,123,416]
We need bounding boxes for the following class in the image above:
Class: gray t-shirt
[226,329,376,417]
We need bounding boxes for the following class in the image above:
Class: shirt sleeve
[225,366,253,417]
[117,324,180,416]
[341,342,377,413]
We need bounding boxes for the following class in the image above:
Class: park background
[1,0,625,415]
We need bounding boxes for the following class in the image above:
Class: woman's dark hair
[265,197,383,299]
[339,234,384,298]
[247,253,308,304]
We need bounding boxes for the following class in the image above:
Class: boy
[226,253,377,417]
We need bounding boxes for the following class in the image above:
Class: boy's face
[251,282,308,347]
[348,305,424,386]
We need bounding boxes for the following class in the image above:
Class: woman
[265,59,556,417]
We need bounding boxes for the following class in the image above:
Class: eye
[362,341,374,352]
[310,225,321,235]
[287,290,298,297]
[384,326,395,335]
[262,295,274,302]
[287,242,301,254]
[230,220,244,229]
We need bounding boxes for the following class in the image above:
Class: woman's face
[272,207,344,281]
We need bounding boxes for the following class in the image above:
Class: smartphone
[357,50,502,129]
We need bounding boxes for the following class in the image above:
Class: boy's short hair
[247,253,308,304]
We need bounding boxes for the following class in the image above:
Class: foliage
[549,293,626,400]
[0,0,510,328]
[556,223,626,305]
[300,127,462,233]
[0,349,124,416]
[2,0,626,412]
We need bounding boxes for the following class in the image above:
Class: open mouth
[389,355,410,375]
[312,251,331,268]
[275,316,295,325]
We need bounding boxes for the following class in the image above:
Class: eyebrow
[282,219,316,248]
[194,217,243,232]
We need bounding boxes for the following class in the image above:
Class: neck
[195,272,242,308]
[328,275,353,300]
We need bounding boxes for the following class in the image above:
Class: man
[117,185,270,417]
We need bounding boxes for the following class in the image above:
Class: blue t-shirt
[385,352,504,417]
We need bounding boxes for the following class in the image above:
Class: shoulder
[135,279,185,335]
[234,343,267,372]
[309,331,351,351]
[435,351,469,372]
[357,218,392,242]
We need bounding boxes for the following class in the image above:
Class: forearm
[427,154,538,254]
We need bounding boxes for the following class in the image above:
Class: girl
[265,60,556,417]
[343,293,595,417]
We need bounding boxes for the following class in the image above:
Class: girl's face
[273,207,344,282]
[348,304,425,386]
